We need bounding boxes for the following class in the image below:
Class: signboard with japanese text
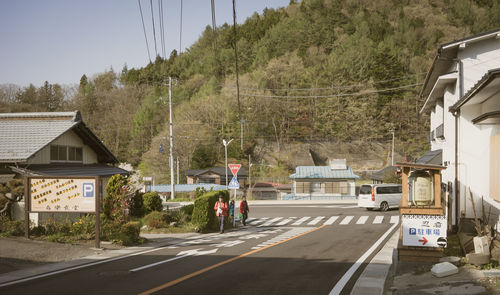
[402,214,447,247]
[29,177,97,213]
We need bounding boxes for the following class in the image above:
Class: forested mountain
[2,0,500,182]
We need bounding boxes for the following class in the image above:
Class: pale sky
[0,0,290,87]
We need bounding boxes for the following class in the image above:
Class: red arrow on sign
[228,164,241,176]
[418,237,428,246]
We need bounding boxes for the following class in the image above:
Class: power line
[179,0,183,53]
[158,0,166,59]
[137,0,152,62]
[149,0,158,58]
[224,72,427,92]
[238,83,422,99]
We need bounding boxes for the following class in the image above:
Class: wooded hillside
[2,0,500,182]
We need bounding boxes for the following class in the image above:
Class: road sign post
[228,164,241,227]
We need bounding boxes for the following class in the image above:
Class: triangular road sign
[228,164,241,176]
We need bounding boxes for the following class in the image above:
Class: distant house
[285,159,359,200]
[371,166,402,184]
[185,167,247,187]
[249,182,280,200]
[419,28,500,230]
[0,111,128,221]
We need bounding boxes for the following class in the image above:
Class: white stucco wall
[27,130,98,164]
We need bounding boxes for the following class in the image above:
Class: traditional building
[419,28,500,229]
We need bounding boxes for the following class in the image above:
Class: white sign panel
[228,176,240,189]
[402,214,447,247]
[30,178,97,212]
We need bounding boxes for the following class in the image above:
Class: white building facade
[420,29,500,230]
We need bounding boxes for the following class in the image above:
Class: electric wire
[149,0,158,58]
[137,0,152,62]
[158,0,166,59]
[179,0,183,53]
[211,0,219,79]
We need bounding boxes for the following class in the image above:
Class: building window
[50,145,83,162]
[295,182,311,194]
[311,182,323,193]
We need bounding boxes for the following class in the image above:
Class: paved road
[1,204,399,295]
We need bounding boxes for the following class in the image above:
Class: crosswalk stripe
[276,218,294,226]
[373,216,384,224]
[292,216,310,225]
[324,216,339,225]
[339,216,354,225]
[308,216,325,225]
[249,217,269,225]
[390,216,399,224]
[260,217,283,227]
[356,216,368,224]
[245,217,256,224]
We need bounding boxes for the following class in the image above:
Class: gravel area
[0,237,122,275]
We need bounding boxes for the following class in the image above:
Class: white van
[357,184,402,211]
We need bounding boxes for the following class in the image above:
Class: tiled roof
[416,149,442,165]
[0,111,118,163]
[151,183,227,193]
[10,164,129,177]
[0,112,79,162]
[290,166,359,179]
[185,167,247,177]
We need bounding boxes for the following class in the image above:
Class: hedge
[143,192,163,213]
[192,190,229,232]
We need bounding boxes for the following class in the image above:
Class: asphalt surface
[1,204,399,295]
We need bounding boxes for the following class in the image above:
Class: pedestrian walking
[239,196,250,226]
[214,196,228,233]
[229,200,235,221]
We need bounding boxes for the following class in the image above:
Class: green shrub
[116,221,141,245]
[100,219,122,241]
[104,174,133,223]
[180,204,194,217]
[143,192,163,213]
[0,218,24,236]
[70,215,96,239]
[31,225,46,237]
[129,191,145,217]
[143,211,169,228]
[192,190,229,232]
[42,216,72,235]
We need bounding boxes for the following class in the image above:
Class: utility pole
[169,77,175,199]
[391,129,395,166]
[176,157,179,184]
[223,139,233,187]
[232,0,242,151]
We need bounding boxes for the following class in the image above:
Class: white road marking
[249,217,269,225]
[291,216,310,225]
[276,218,294,226]
[251,227,311,250]
[390,216,399,224]
[259,217,283,227]
[308,216,325,225]
[130,248,218,272]
[356,216,368,224]
[373,216,384,224]
[329,220,399,294]
[211,240,245,248]
[245,217,256,224]
[324,216,339,225]
[339,216,354,225]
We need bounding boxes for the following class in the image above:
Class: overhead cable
[137,0,152,62]
[149,0,158,57]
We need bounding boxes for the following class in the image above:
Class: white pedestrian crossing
[340,216,354,225]
[246,215,399,227]
[373,216,384,224]
[276,218,294,226]
[308,216,325,225]
[324,216,339,225]
[292,216,311,225]
[356,216,368,224]
[259,217,283,227]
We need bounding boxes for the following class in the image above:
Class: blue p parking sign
[83,183,95,197]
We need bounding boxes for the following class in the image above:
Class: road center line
[328,221,399,295]
[138,225,327,295]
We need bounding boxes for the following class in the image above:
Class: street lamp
[222,138,234,187]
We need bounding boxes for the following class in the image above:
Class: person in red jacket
[214,196,228,233]
[239,196,250,226]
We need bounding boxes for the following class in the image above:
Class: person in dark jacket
[239,196,250,226]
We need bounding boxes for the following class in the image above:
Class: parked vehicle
[357,184,402,211]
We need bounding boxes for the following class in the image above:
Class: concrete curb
[350,226,400,295]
